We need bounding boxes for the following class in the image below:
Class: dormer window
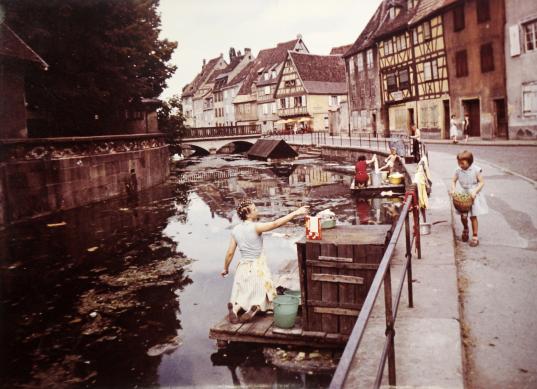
[264,72,269,81]
[271,69,277,78]
[407,0,416,9]
[389,7,400,19]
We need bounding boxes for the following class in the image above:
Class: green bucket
[273,295,299,329]
[283,289,301,305]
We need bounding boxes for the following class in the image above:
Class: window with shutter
[477,0,490,23]
[387,73,397,92]
[398,68,409,89]
[524,20,537,52]
[453,4,465,32]
[423,21,432,41]
[480,43,494,72]
[455,50,468,77]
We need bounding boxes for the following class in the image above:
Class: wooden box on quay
[296,225,390,337]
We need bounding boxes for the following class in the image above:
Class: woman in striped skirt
[221,200,310,323]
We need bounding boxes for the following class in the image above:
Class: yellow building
[274,52,347,132]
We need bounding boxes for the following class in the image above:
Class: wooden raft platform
[209,314,348,349]
[209,259,347,348]
[350,180,405,197]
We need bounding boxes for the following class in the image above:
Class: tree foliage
[157,94,185,154]
[1,0,177,135]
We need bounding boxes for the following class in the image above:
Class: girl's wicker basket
[452,192,474,213]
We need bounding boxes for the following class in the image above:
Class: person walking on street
[450,115,459,144]
[463,114,470,144]
[410,124,421,162]
[221,200,309,323]
[449,150,488,247]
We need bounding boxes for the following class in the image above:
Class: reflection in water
[0,155,399,388]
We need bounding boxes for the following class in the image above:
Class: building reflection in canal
[0,155,401,388]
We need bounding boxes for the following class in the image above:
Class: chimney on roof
[237,50,242,56]
[202,58,206,68]
[244,48,251,55]
[229,47,237,61]
[297,33,303,40]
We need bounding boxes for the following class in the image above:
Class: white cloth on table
[454,164,489,217]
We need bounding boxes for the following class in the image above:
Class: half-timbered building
[233,36,308,133]
[274,52,347,133]
[408,1,452,139]
[376,0,420,135]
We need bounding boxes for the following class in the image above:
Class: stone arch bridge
[180,125,263,155]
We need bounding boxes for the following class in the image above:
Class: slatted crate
[296,225,390,336]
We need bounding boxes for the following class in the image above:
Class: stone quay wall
[0,134,169,228]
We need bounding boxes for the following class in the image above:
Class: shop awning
[298,117,312,122]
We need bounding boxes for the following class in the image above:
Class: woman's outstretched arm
[221,236,237,277]
[255,206,309,234]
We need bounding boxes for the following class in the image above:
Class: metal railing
[183,125,262,139]
[272,131,420,159]
[329,186,421,389]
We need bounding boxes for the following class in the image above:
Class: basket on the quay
[452,192,474,213]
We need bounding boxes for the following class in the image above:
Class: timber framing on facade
[344,0,509,140]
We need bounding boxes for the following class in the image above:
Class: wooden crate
[296,225,390,335]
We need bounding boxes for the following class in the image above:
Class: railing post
[383,268,396,386]
[404,212,414,308]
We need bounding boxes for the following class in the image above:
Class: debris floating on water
[47,222,67,227]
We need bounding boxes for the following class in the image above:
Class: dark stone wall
[0,146,169,227]
[0,63,28,138]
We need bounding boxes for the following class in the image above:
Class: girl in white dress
[450,150,488,247]
[449,115,459,144]
[221,200,309,323]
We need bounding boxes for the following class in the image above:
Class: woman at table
[221,200,310,323]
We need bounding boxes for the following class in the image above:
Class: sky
[158,0,383,99]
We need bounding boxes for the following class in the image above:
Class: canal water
[0,155,402,388]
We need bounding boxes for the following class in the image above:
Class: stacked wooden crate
[296,225,390,336]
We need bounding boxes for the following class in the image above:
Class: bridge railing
[183,125,262,139]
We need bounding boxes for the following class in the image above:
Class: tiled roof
[408,0,459,25]
[374,0,417,40]
[0,22,48,68]
[289,52,346,95]
[182,56,223,97]
[227,61,255,87]
[344,0,461,59]
[330,44,352,55]
[237,38,302,95]
[344,1,387,57]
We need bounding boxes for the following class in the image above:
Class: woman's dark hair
[236,199,254,221]
[358,155,366,161]
[457,150,474,165]
[451,115,455,118]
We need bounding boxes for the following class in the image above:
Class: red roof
[0,22,48,68]
[182,56,224,97]
[288,52,346,94]
[237,38,303,95]
[345,0,459,59]
[330,44,352,55]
